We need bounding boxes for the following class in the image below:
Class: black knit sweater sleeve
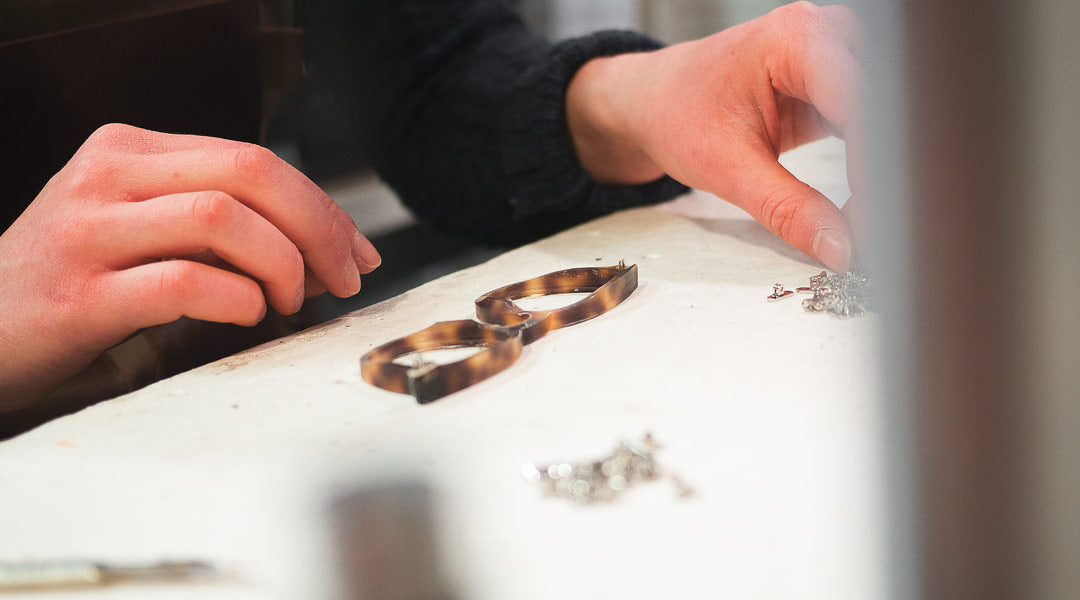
[353,0,688,237]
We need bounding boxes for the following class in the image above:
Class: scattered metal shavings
[769,271,875,317]
[521,434,695,505]
[798,270,875,317]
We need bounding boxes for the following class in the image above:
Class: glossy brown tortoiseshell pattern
[360,319,524,404]
[360,262,638,403]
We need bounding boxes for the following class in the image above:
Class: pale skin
[0,2,861,413]
[0,126,382,411]
[567,2,862,270]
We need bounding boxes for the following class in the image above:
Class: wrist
[566,53,664,185]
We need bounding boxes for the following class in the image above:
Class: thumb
[733,157,852,271]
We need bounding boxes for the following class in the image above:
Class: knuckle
[769,1,829,66]
[232,144,278,182]
[84,123,138,150]
[317,189,338,216]
[157,262,193,299]
[285,248,306,287]
[760,188,804,241]
[774,1,824,38]
[316,194,351,243]
[63,153,124,199]
[778,0,819,22]
[190,191,236,229]
[324,211,343,241]
[318,213,344,264]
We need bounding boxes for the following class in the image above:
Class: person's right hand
[566,2,863,270]
[0,124,381,412]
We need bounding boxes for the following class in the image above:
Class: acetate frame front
[360,261,638,403]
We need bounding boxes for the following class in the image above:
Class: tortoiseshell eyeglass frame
[360,261,638,404]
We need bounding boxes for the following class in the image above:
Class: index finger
[766,4,866,200]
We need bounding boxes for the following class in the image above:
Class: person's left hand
[0,124,381,411]
[566,1,863,271]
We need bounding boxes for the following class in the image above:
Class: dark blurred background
[0,0,783,434]
[0,0,782,329]
[270,0,778,327]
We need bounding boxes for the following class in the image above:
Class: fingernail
[353,229,381,271]
[344,258,362,296]
[812,228,852,271]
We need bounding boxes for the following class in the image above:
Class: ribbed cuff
[501,30,689,223]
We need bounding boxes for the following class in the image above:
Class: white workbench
[0,138,885,599]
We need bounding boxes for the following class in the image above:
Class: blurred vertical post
[332,482,455,600]
[850,0,918,596]
[872,0,1080,597]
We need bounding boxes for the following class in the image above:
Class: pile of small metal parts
[521,434,689,505]
[767,271,875,317]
